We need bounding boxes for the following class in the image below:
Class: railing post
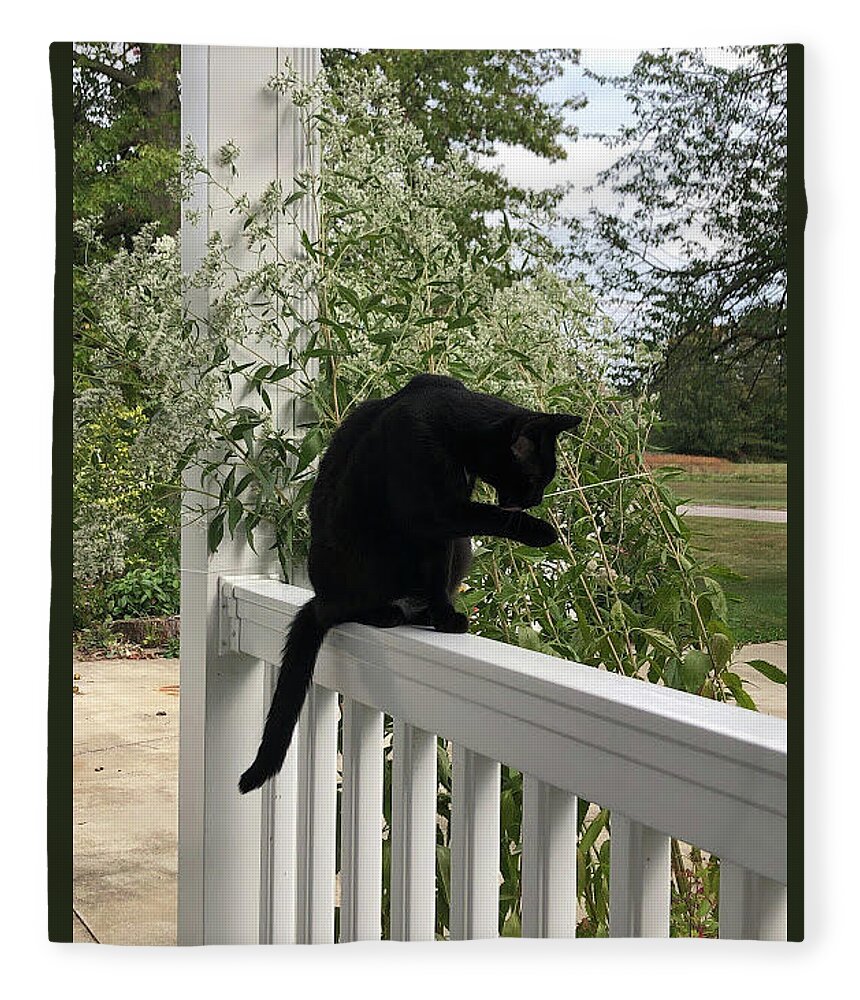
[295,685,339,944]
[340,699,384,942]
[450,746,500,940]
[390,722,438,941]
[609,813,671,937]
[719,862,787,940]
[258,662,300,944]
[521,775,578,938]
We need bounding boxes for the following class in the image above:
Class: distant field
[645,453,787,508]
[645,452,787,483]
[689,516,788,644]
[671,480,787,509]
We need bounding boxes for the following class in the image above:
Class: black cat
[239,374,580,793]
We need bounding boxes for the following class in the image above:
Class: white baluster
[340,699,384,942]
[258,661,300,944]
[390,722,437,941]
[521,775,578,938]
[719,862,787,940]
[295,685,339,944]
[450,746,500,939]
[609,814,671,937]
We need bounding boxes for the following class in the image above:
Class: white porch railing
[177,573,787,944]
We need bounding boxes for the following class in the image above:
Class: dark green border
[49,41,73,943]
[786,42,804,943]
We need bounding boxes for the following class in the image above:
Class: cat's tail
[238,598,329,794]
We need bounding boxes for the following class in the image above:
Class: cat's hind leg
[416,548,469,634]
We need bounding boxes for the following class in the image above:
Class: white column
[179,44,280,947]
[177,45,319,946]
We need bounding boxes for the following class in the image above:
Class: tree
[651,322,787,460]
[73,44,183,625]
[73,43,180,245]
[578,46,788,406]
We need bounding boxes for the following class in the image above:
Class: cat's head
[482,412,582,511]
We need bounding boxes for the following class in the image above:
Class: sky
[482,47,751,226]
[476,50,641,222]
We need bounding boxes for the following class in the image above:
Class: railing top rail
[221,574,787,882]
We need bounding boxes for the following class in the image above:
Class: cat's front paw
[517,514,557,548]
[433,609,470,634]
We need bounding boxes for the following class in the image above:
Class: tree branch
[73,51,138,88]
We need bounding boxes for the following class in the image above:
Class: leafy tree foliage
[649,326,786,460]
[73,42,180,245]
[323,48,583,235]
[323,48,580,161]
[73,44,183,611]
[579,46,788,416]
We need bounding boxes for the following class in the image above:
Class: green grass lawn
[689,516,787,644]
[671,480,787,509]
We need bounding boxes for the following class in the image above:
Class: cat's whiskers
[544,471,652,498]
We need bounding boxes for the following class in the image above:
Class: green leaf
[516,625,542,652]
[234,472,255,497]
[501,909,521,937]
[446,314,476,330]
[299,229,318,259]
[709,632,734,671]
[436,741,452,785]
[269,363,294,381]
[722,671,758,710]
[636,627,679,658]
[335,283,363,314]
[580,809,608,855]
[746,659,787,684]
[227,498,243,534]
[294,427,324,475]
[281,189,306,208]
[207,512,225,553]
[436,845,451,907]
[681,650,711,694]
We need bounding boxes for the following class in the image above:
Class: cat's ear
[512,413,580,460]
[545,413,582,435]
[522,413,582,438]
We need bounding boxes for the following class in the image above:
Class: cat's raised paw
[518,515,557,548]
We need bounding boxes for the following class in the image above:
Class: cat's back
[308,376,467,526]
[317,375,467,469]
